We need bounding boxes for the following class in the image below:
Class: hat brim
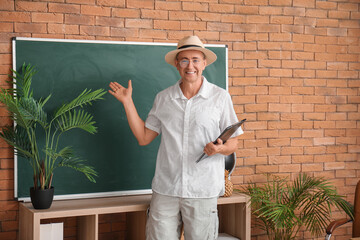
[165,47,217,67]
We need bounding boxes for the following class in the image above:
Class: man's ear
[202,59,207,70]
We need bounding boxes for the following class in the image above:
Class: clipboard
[196,119,246,163]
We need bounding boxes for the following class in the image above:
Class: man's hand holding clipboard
[196,119,246,163]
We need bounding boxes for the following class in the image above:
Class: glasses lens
[180,60,189,68]
[179,60,201,68]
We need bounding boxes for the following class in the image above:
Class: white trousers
[146,192,219,240]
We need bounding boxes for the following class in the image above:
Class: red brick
[246,15,269,24]
[306,9,327,18]
[279,164,301,172]
[257,95,279,103]
[15,1,47,12]
[234,24,254,34]
[0,11,31,23]
[256,24,280,33]
[182,2,209,12]
[269,0,292,6]
[302,163,323,172]
[256,164,279,173]
[260,6,283,15]
[0,23,13,33]
[80,25,109,36]
[282,60,304,69]
[245,68,269,77]
[209,3,234,13]
[279,95,302,103]
[169,11,194,21]
[233,60,255,69]
[111,27,138,38]
[155,1,181,11]
[270,32,291,41]
[32,12,64,23]
[329,11,350,19]
[268,121,290,129]
[257,42,282,50]
[305,61,326,70]
[244,51,267,59]
[259,60,281,68]
[49,3,80,14]
[97,0,125,7]
[195,12,221,23]
[235,6,259,14]
[65,14,95,25]
[340,20,360,29]
[244,157,267,165]
[268,51,291,59]
[295,17,317,27]
[67,0,94,4]
[81,5,110,16]
[315,36,338,44]
[269,103,291,112]
[127,0,154,9]
[244,0,267,5]
[96,17,123,27]
[181,21,206,31]
[139,29,166,40]
[338,3,358,11]
[316,1,337,10]
[220,32,244,42]
[112,8,140,18]
[245,103,267,112]
[294,0,315,7]
[292,52,314,60]
[284,7,306,17]
[269,69,292,77]
[125,19,152,29]
[257,77,280,86]
[207,22,232,32]
[14,23,47,33]
[281,146,303,155]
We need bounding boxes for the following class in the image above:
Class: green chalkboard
[13,37,227,200]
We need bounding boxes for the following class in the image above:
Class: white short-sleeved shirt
[145,77,243,198]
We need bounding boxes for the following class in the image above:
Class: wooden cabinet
[19,193,250,240]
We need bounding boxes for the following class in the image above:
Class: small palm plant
[0,63,106,190]
[239,173,354,240]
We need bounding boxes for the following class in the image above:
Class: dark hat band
[178,44,202,50]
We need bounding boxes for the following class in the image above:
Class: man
[109,36,243,240]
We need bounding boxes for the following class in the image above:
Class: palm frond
[18,97,48,128]
[9,63,37,99]
[0,125,33,159]
[55,109,97,134]
[57,157,97,183]
[53,88,106,120]
[237,173,354,239]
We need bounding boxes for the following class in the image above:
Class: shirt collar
[171,76,210,100]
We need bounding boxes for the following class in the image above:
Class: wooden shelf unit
[19,192,250,240]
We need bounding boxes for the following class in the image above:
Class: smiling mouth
[186,71,196,74]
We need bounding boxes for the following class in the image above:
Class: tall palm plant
[0,63,106,190]
[239,173,354,240]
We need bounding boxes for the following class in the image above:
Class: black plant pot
[30,187,54,209]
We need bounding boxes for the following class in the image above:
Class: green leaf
[55,109,97,134]
[57,157,98,183]
[0,125,33,159]
[53,88,106,120]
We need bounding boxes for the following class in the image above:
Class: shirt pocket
[194,106,221,131]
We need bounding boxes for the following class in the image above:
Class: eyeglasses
[178,59,202,68]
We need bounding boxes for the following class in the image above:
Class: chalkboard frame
[12,37,228,201]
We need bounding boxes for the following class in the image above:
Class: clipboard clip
[196,119,246,163]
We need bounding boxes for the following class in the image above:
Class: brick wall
[0,0,359,239]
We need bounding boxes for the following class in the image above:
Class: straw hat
[165,36,217,67]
